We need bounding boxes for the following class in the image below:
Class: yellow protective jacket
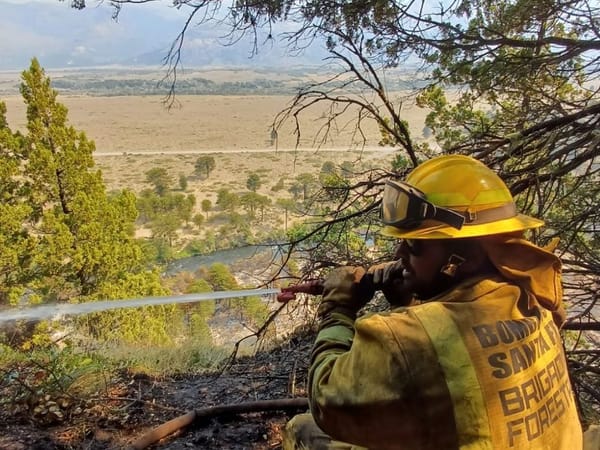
[308,276,583,449]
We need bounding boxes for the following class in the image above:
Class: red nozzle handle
[277,280,324,303]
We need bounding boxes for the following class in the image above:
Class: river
[164,244,279,277]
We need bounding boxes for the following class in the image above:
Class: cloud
[0,0,177,69]
[72,45,88,56]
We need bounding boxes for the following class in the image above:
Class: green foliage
[246,172,262,192]
[416,87,495,152]
[136,190,196,245]
[137,190,196,224]
[182,237,215,256]
[181,278,216,340]
[339,161,354,179]
[0,139,36,304]
[144,237,175,263]
[378,116,411,147]
[194,155,216,178]
[80,304,182,346]
[205,263,239,291]
[294,173,317,201]
[240,192,272,220]
[192,213,205,229]
[188,313,213,345]
[319,163,348,193]
[288,182,303,200]
[71,269,179,346]
[104,342,228,376]
[0,345,109,424]
[55,0,600,415]
[216,218,256,246]
[319,161,337,182]
[145,167,173,195]
[190,264,271,329]
[186,277,213,293]
[391,153,411,172]
[189,292,216,316]
[0,59,162,309]
[149,215,181,247]
[275,197,297,231]
[178,173,188,191]
[320,161,336,173]
[201,198,212,217]
[286,205,375,270]
[91,269,167,302]
[200,262,266,316]
[216,189,240,213]
[238,295,270,326]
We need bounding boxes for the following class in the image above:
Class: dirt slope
[1,329,314,450]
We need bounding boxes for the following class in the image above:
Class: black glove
[367,260,413,307]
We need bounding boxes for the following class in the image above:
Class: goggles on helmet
[381,180,465,230]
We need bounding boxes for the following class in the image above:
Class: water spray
[0,281,324,323]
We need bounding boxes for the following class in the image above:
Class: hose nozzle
[277,280,324,303]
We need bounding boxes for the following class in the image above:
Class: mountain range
[0,0,328,71]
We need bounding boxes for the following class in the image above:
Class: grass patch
[99,341,229,376]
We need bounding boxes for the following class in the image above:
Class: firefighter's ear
[442,240,490,278]
[440,254,465,277]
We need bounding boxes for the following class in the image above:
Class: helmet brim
[381,213,544,239]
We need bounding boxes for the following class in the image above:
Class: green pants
[284,413,600,450]
[584,425,600,450]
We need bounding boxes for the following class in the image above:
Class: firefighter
[282,155,583,449]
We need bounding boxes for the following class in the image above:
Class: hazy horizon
[0,0,329,71]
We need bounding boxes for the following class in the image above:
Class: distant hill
[0,66,425,97]
[0,0,328,71]
[0,2,426,96]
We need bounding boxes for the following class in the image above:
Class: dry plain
[2,90,430,242]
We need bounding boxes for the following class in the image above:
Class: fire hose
[126,398,310,450]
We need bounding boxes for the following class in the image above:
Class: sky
[0,0,325,71]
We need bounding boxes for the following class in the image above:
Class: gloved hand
[367,260,413,307]
[318,266,375,319]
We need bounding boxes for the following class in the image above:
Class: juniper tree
[0,59,165,305]
[0,101,36,305]
[0,59,178,346]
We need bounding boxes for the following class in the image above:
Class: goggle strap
[462,203,518,224]
[429,206,466,230]
[430,202,518,230]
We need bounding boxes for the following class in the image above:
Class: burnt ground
[0,329,314,450]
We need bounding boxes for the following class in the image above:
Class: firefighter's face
[397,239,456,300]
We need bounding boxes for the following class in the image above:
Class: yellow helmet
[381,155,544,239]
